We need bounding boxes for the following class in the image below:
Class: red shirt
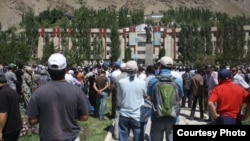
[209,79,248,119]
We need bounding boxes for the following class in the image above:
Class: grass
[18,95,113,141]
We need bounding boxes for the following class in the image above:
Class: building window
[91,33,95,38]
[137,34,146,38]
[107,42,110,47]
[107,51,110,55]
[107,33,111,38]
[137,51,145,54]
[138,42,145,47]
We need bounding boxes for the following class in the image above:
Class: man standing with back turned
[208,68,249,125]
[26,53,91,141]
[0,74,22,141]
[148,56,184,141]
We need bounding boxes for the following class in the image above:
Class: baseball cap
[68,70,74,75]
[158,56,173,67]
[8,63,16,69]
[114,61,121,68]
[218,68,231,80]
[126,60,138,71]
[120,63,127,70]
[48,53,67,70]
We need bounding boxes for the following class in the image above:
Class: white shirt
[171,70,183,82]
[232,73,250,89]
[65,73,74,84]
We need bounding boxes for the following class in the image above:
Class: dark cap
[218,69,231,80]
[0,74,7,83]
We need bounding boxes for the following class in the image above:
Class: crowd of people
[1,53,250,141]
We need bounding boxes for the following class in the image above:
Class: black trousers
[190,95,204,119]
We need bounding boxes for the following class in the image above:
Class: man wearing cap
[0,74,22,141]
[5,63,17,91]
[110,61,122,119]
[118,60,147,141]
[147,56,184,141]
[26,53,91,141]
[208,68,250,125]
[112,62,128,140]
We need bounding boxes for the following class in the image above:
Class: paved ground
[104,107,210,141]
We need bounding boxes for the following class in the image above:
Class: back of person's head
[185,66,191,72]
[99,70,106,75]
[25,66,33,73]
[138,65,144,73]
[126,60,138,80]
[158,56,173,69]
[196,68,203,74]
[114,61,121,69]
[39,69,47,75]
[47,53,67,80]
[120,63,127,72]
[218,68,231,80]
[68,70,74,75]
[18,64,24,69]
[146,65,155,75]
[0,73,7,84]
[8,63,17,71]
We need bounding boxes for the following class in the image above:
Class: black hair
[48,68,66,80]
[161,65,172,70]
[0,74,7,83]
[146,65,155,75]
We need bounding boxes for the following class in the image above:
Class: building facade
[37,25,250,64]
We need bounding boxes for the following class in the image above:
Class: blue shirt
[118,76,147,121]
[147,69,184,120]
[148,69,184,98]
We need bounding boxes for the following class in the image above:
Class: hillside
[1,0,250,30]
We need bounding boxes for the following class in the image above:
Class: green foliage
[124,48,132,62]
[110,24,121,62]
[158,47,166,60]
[92,35,104,61]
[0,29,32,64]
[1,5,249,66]
[41,34,55,64]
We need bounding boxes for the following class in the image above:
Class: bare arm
[0,112,7,140]
[208,101,220,119]
[100,81,109,92]
[242,103,250,120]
[28,118,39,126]
[93,82,101,95]
[78,114,89,121]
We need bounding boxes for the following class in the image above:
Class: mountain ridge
[1,0,250,30]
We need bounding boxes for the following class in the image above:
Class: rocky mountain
[1,0,250,30]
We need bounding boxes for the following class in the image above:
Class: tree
[41,34,55,64]
[21,10,38,60]
[110,24,121,62]
[158,47,166,60]
[92,35,104,61]
[124,48,132,62]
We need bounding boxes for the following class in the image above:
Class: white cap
[48,53,67,70]
[25,66,33,71]
[126,60,138,71]
[120,63,127,70]
[68,70,74,75]
[158,56,173,67]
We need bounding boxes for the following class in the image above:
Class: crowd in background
[1,55,250,141]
